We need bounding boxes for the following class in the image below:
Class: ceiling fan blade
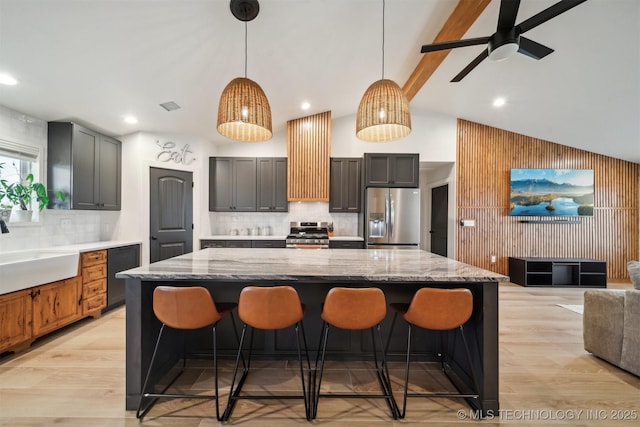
[518,37,554,59]
[421,36,490,53]
[451,49,489,82]
[517,0,588,34]
[497,0,521,31]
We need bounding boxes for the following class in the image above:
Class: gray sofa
[583,261,640,377]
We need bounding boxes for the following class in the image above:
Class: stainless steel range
[286,221,330,249]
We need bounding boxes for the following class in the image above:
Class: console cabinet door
[32,277,83,337]
[330,158,361,212]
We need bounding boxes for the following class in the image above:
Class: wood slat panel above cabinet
[286,111,331,201]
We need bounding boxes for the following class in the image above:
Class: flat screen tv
[509,168,594,217]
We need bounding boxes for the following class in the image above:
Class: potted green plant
[0,164,65,222]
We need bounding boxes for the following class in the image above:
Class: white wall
[330,110,457,161]
[114,132,217,264]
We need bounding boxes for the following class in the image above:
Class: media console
[508,257,607,288]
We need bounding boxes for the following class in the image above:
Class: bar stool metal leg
[136,286,235,421]
[391,287,481,419]
[313,287,398,420]
[222,285,311,422]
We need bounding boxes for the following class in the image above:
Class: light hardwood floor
[1,282,639,426]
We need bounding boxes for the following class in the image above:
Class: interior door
[430,184,448,257]
[149,167,193,263]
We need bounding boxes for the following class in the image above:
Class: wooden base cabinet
[81,250,107,315]
[0,249,112,354]
[32,277,83,337]
[0,289,33,352]
[1,277,83,354]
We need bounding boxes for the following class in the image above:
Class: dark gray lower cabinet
[106,244,140,310]
[201,239,284,249]
[329,240,364,249]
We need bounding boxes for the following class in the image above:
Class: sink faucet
[0,218,9,234]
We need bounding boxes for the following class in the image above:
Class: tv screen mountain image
[509,169,594,217]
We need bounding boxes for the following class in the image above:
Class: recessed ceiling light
[301,101,310,110]
[493,97,506,107]
[124,116,138,124]
[0,73,18,85]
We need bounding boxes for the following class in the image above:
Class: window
[0,138,43,222]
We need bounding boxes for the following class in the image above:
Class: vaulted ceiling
[0,0,638,162]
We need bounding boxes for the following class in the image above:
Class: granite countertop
[200,235,364,241]
[118,248,508,283]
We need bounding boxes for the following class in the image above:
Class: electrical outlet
[490,255,497,263]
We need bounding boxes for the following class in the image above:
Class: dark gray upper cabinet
[257,157,288,212]
[330,158,362,212]
[364,153,419,188]
[209,157,257,212]
[47,122,122,210]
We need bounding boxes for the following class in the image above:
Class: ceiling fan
[421,0,588,82]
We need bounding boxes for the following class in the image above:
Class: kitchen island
[119,248,507,414]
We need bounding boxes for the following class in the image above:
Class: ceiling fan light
[356,79,411,143]
[489,41,519,61]
[217,77,272,142]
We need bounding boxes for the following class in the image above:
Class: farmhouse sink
[0,249,80,295]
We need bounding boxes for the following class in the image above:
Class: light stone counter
[117,248,508,282]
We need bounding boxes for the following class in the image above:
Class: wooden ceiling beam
[403,0,491,101]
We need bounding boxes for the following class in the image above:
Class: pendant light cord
[381,0,385,80]
[244,21,248,78]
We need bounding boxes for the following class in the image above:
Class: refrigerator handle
[389,193,394,237]
[385,195,390,237]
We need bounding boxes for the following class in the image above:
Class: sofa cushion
[620,289,640,376]
[583,290,625,367]
[628,261,640,290]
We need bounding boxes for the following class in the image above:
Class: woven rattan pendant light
[217,0,272,142]
[356,0,411,142]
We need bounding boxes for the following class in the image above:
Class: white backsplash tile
[208,202,359,236]
[0,210,120,252]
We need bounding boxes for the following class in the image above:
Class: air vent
[159,101,181,112]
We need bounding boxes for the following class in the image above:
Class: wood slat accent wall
[456,119,639,280]
[286,111,331,201]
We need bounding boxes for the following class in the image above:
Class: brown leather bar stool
[223,285,312,421]
[313,287,398,419]
[136,286,238,421]
[388,287,480,418]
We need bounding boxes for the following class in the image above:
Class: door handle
[150,236,158,240]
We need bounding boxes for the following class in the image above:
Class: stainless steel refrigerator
[365,187,420,249]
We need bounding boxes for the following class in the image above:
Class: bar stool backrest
[153,286,222,330]
[238,286,304,329]
[322,287,386,330]
[403,288,473,330]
